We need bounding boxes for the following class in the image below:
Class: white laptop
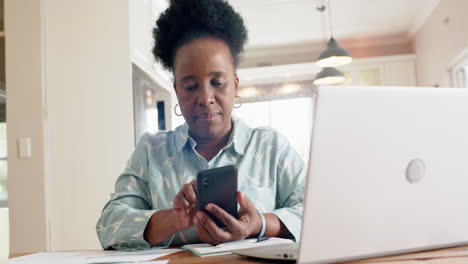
[233,86,468,263]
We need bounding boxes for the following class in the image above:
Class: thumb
[237,191,254,211]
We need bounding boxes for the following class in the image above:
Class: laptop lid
[298,86,468,263]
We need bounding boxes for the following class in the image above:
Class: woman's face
[173,37,239,140]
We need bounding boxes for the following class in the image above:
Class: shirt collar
[174,123,190,153]
[226,116,250,155]
[173,116,251,155]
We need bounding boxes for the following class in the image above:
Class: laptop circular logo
[405,158,425,184]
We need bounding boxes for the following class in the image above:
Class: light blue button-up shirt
[96,117,306,250]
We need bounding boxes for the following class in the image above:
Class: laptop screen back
[299,86,468,263]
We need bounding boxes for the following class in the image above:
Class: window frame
[449,47,468,88]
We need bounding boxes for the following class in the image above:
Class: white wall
[5,0,48,253]
[413,0,468,87]
[6,0,135,253]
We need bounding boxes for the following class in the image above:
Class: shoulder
[250,126,289,146]
[232,116,289,147]
[137,132,167,147]
[137,124,187,153]
[249,126,303,162]
[144,131,169,144]
[140,131,177,147]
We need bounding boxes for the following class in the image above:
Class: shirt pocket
[240,186,276,213]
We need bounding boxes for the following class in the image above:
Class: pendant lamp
[316,0,352,67]
[313,67,345,85]
[317,37,352,67]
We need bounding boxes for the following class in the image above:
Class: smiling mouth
[196,112,220,121]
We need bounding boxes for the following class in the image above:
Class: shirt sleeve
[96,133,175,250]
[271,134,306,242]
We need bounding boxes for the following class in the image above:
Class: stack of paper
[182,237,294,256]
[9,248,181,264]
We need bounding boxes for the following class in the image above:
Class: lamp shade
[313,67,345,85]
[317,37,352,67]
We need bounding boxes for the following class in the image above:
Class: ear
[234,73,239,96]
[173,81,178,94]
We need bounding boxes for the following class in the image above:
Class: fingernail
[206,204,212,210]
[196,211,202,219]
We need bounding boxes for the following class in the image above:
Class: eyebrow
[210,71,227,77]
[179,71,227,82]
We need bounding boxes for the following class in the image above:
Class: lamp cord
[317,1,328,45]
[321,5,327,45]
[328,0,333,38]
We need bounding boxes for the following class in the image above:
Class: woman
[96,0,305,250]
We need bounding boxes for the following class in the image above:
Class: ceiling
[227,0,440,48]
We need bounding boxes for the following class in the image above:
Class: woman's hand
[193,191,262,245]
[173,180,199,231]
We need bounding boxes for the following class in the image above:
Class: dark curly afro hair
[152,0,248,71]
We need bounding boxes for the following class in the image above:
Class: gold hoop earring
[174,104,183,116]
[234,96,242,108]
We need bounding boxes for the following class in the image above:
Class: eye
[185,83,198,91]
[211,80,225,88]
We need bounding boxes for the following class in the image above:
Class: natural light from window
[464,65,468,88]
[0,123,7,208]
[234,97,314,162]
[169,96,315,162]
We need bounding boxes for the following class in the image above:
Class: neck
[191,121,233,161]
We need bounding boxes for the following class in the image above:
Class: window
[450,48,468,88]
[359,68,382,86]
[0,123,7,208]
[343,71,353,85]
[451,65,467,88]
[235,97,314,162]
[133,64,174,144]
[464,65,468,88]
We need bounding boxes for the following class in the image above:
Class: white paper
[199,252,231,257]
[9,248,181,264]
[182,237,294,256]
[119,261,168,264]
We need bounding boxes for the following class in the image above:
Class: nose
[197,85,215,106]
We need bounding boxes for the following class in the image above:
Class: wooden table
[10,245,468,263]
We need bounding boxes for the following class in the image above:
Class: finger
[174,208,188,224]
[205,203,242,231]
[237,192,255,211]
[189,206,199,218]
[194,214,219,245]
[174,192,190,209]
[196,211,231,242]
[181,192,194,208]
[182,183,197,204]
[190,180,198,195]
[179,192,190,208]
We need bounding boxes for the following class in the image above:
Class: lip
[196,112,221,121]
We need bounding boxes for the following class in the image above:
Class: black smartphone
[197,165,238,228]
